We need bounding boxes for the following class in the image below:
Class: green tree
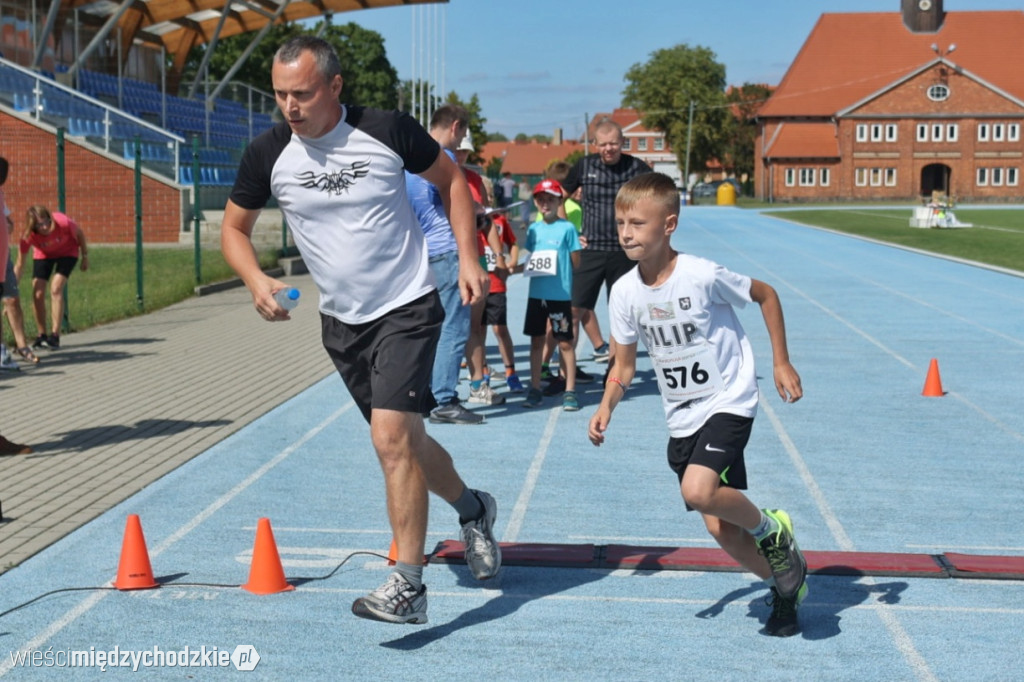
[183,21,399,109]
[622,44,728,185]
[397,79,441,115]
[723,83,774,185]
[487,132,509,142]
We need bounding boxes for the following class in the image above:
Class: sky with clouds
[333,0,1024,139]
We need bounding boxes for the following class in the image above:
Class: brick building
[756,1,1024,202]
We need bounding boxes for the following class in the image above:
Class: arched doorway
[920,163,951,197]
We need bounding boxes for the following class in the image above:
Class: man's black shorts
[321,291,441,424]
[571,249,635,310]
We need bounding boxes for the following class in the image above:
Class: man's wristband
[608,377,627,393]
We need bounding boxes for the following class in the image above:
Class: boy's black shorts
[321,291,441,424]
[667,413,753,511]
[524,297,574,341]
[482,292,507,326]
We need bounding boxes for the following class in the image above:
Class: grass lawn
[762,207,1024,273]
[4,246,279,345]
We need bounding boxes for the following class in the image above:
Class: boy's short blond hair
[615,172,679,216]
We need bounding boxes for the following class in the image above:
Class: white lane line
[0,403,353,678]
[503,408,560,543]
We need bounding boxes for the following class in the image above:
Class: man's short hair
[0,155,8,186]
[544,160,572,183]
[615,172,679,215]
[430,104,469,132]
[275,35,342,82]
[593,117,623,141]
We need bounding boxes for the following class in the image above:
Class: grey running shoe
[592,343,610,363]
[351,573,428,624]
[757,509,807,599]
[429,400,485,425]
[763,582,808,637]
[460,490,501,580]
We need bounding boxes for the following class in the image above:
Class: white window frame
[927,84,950,102]
[916,124,928,142]
[855,168,868,186]
[798,168,815,186]
[885,124,898,142]
[931,124,943,142]
[622,138,631,150]
[946,124,958,142]
[820,168,831,186]
[870,124,883,142]
[870,168,882,186]
[978,123,989,142]
[992,167,1004,186]
[977,167,988,186]
[856,124,868,142]
[785,168,796,186]
[637,138,648,151]
[654,137,664,151]
[1008,168,1019,186]
[1009,124,1020,142]
[993,124,1005,142]
[885,168,897,186]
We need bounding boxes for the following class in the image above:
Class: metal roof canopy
[39,0,443,89]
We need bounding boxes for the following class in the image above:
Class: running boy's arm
[750,279,802,403]
[588,341,638,446]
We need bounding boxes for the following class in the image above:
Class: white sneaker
[468,383,505,405]
[0,348,20,372]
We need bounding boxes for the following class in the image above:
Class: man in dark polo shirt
[562,118,651,370]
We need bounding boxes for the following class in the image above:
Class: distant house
[481,138,585,181]
[756,0,1024,202]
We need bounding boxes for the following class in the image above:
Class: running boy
[588,173,808,637]
[521,179,582,411]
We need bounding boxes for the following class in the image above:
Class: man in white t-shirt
[588,172,809,637]
[221,36,501,625]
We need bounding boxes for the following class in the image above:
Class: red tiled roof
[760,10,1024,118]
[763,122,839,159]
[494,141,585,176]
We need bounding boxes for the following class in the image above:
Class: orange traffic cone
[386,538,429,566]
[242,518,294,594]
[114,514,158,590]
[922,358,945,397]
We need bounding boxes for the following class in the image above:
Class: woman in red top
[14,205,89,350]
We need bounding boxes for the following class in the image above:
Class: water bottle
[273,287,300,311]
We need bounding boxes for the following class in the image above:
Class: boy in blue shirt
[521,179,582,410]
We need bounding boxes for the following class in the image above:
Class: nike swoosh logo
[704,445,726,453]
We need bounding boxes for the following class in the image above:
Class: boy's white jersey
[609,253,759,437]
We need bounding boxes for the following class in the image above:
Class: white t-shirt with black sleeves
[230,106,440,324]
[608,253,759,437]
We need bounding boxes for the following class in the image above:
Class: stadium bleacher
[1,61,275,188]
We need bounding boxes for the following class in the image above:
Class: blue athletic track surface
[0,206,1021,681]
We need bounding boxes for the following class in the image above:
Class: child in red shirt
[15,205,89,350]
